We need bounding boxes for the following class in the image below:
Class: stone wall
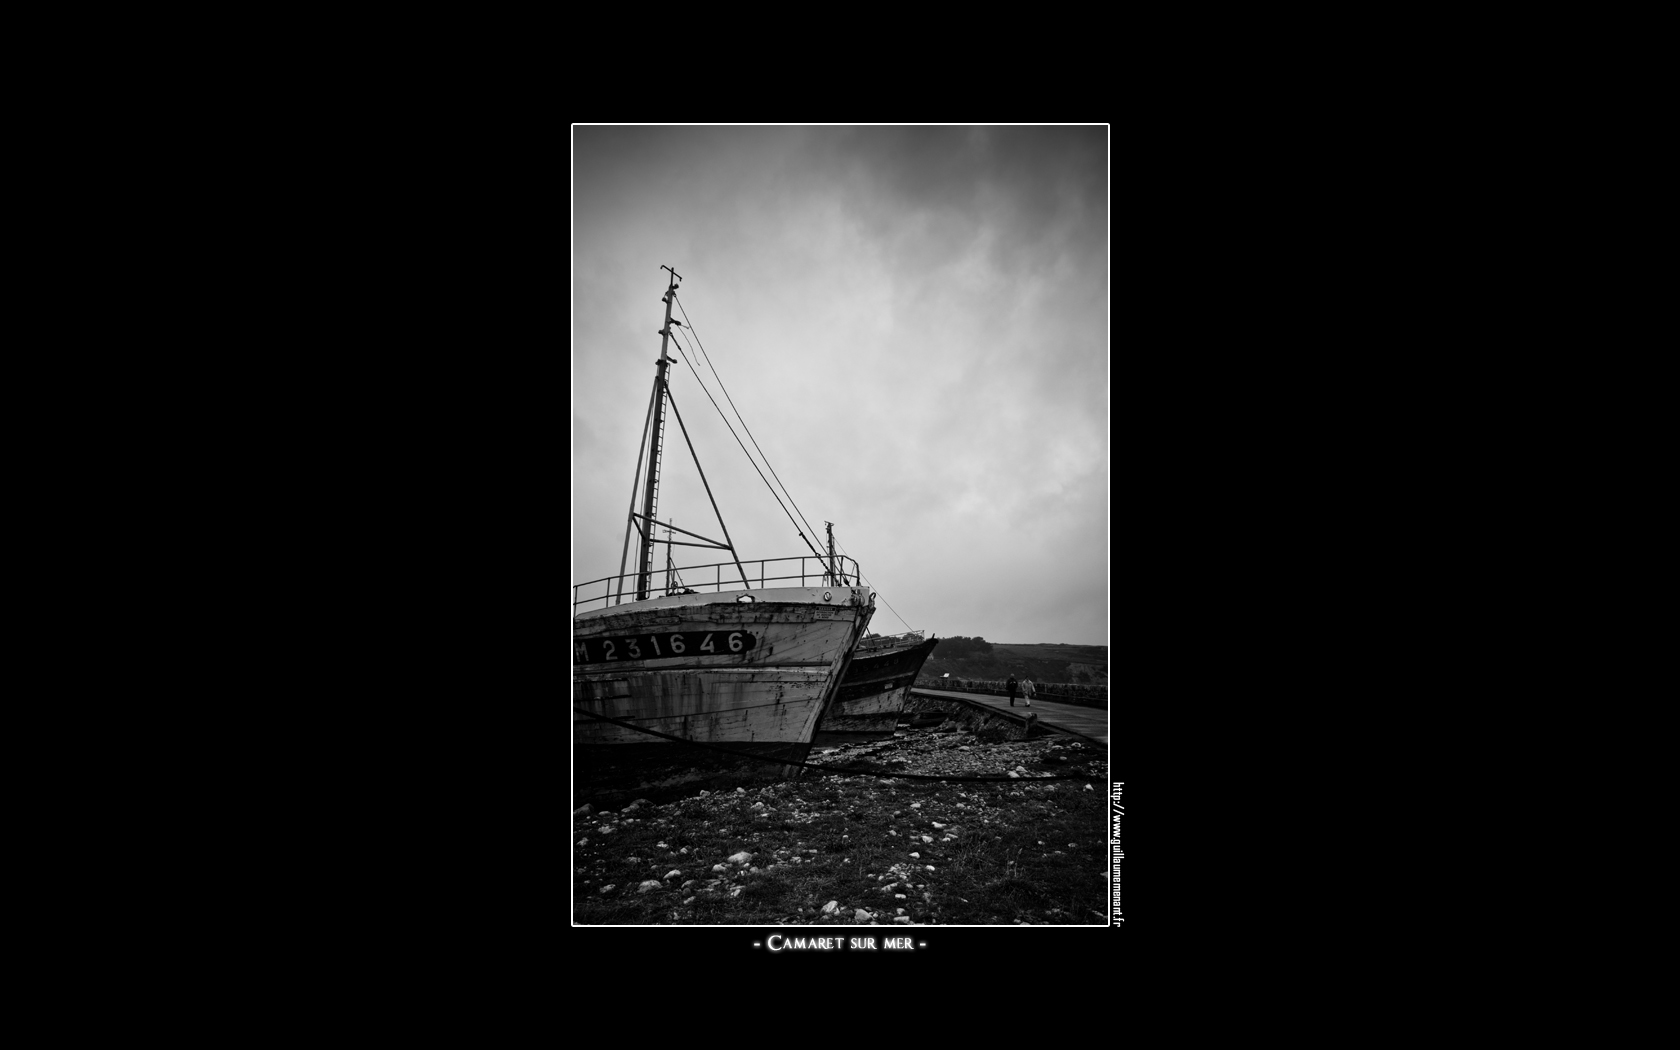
[902,692,1040,740]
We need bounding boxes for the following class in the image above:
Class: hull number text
[574,631,758,665]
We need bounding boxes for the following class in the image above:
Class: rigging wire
[667,297,910,631]
[614,379,663,605]
[669,304,825,551]
[665,328,825,563]
[830,530,915,634]
[664,521,686,593]
[672,294,830,557]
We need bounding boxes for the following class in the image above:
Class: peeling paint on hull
[572,587,875,767]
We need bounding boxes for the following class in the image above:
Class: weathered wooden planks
[572,592,874,751]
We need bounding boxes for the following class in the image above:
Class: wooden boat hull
[573,586,875,769]
[817,637,940,733]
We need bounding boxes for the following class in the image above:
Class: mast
[825,521,847,586]
[636,266,681,600]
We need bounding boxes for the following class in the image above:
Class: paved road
[910,688,1108,746]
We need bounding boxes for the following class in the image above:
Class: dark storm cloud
[573,126,1108,646]
[819,126,1106,274]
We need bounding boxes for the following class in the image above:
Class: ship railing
[572,554,862,613]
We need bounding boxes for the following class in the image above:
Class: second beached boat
[817,631,940,734]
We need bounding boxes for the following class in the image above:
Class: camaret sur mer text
[767,936,915,951]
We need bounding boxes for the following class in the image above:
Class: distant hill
[918,637,1108,684]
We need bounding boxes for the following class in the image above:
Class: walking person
[1023,678,1035,708]
[1007,673,1019,707]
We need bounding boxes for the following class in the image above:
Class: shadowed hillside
[919,637,1108,685]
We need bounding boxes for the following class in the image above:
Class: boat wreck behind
[817,633,939,734]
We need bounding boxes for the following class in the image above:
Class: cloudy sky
[572,127,1108,646]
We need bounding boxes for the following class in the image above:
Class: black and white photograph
[571,126,1115,932]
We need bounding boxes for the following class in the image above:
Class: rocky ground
[807,721,1104,779]
[573,720,1109,925]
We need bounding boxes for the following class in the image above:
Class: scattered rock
[894,916,911,924]
[573,804,593,816]
[600,885,616,894]
[578,724,1102,923]
[822,900,839,915]
[637,880,661,893]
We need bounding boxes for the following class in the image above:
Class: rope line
[666,329,825,563]
[667,296,903,628]
[672,295,830,557]
[830,531,914,634]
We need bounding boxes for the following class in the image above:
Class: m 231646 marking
[574,632,757,665]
